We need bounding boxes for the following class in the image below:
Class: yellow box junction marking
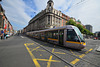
[70,58,80,65]
[85,48,93,54]
[70,48,93,65]
[70,48,93,58]
[26,43,34,46]
[36,55,60,67]
[25,43,60,67]
[24,44,40,67]
[52,49,66,54]
[36,49,46,52]
[40,54,42,56]
[31,46,40,52]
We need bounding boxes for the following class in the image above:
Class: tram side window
[35,33,38,37]
[52,30,58,39]
[48,31,52,38]
[41,32,44,37]
[67,29,79,42]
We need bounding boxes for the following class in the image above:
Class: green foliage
[66,19,76,26]
[76,24,84,33]
[66,19,94,35]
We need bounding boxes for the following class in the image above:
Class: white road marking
[21,36,24,38]
[96,46,100,52]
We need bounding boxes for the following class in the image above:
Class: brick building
[0,4,13,35]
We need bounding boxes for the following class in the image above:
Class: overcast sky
[0,0,100,33]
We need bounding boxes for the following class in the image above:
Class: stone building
[25,0,70,32]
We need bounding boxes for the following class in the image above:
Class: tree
[76,24,84,33]
[66,19,94,35]
[66,19,76,26]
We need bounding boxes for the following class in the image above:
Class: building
[0,4,13,35]
[24,0,70,32]
[62,13,70,26]
[85,25,92,33]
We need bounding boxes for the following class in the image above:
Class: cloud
[1,0,100,32]
[2,0,32,30]
[66,0,100,32]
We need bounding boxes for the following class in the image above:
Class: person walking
[0,30,1,40]
[1,30,4,40]
[4,30,7,39]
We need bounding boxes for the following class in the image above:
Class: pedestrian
[0,30,1,40]
[1,30,4,40]
[4,30,6,39]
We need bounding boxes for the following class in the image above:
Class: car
[93,37,98,40]
[6,34,11,38]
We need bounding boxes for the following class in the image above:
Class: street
[0,35,100,67]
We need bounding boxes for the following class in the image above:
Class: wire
[62,0,89,12]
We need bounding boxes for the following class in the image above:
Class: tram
[26,25,86,50]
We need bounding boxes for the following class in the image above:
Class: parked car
[6,34,11,38]
[93,37,98,40]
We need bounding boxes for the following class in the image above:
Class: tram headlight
[82,42,86,46]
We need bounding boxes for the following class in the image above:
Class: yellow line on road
[47,56,53,67]
[52,49,66,54]
[40,54,42,56]
[70,58,80,65]
[85,48,93,54]
[36,58,60,62]
[36,49,46,52]
[52,49,55,53]
[79,54,85,58]
[31,46,40,52]
[89,49,93,51]
[24,44,41,67]
[70,48,93,65]
[54,52,66,54]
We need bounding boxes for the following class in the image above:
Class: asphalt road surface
[0,35,100,67]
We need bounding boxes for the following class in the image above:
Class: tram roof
[30,25,75,33]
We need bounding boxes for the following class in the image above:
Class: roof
[29,25,75,33]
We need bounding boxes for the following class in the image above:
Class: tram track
[33,40,99,67]
[56,47,99,67]
[33,41,74,67]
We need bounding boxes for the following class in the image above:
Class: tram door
[59,30,64,45]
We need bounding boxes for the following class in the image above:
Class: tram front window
[67,29,79,42]
[73,27,85,42]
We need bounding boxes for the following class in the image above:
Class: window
[48,15,50,21]
[73,27,85,42]
[48,30,58,39]
[67,29,79,42]
[48,15,50,24]
[48,31,52,38]
[49,3,51,6]
[52,30,58,39]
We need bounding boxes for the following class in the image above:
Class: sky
[0,0,100,33]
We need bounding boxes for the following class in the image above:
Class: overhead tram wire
[62,0,90,12]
